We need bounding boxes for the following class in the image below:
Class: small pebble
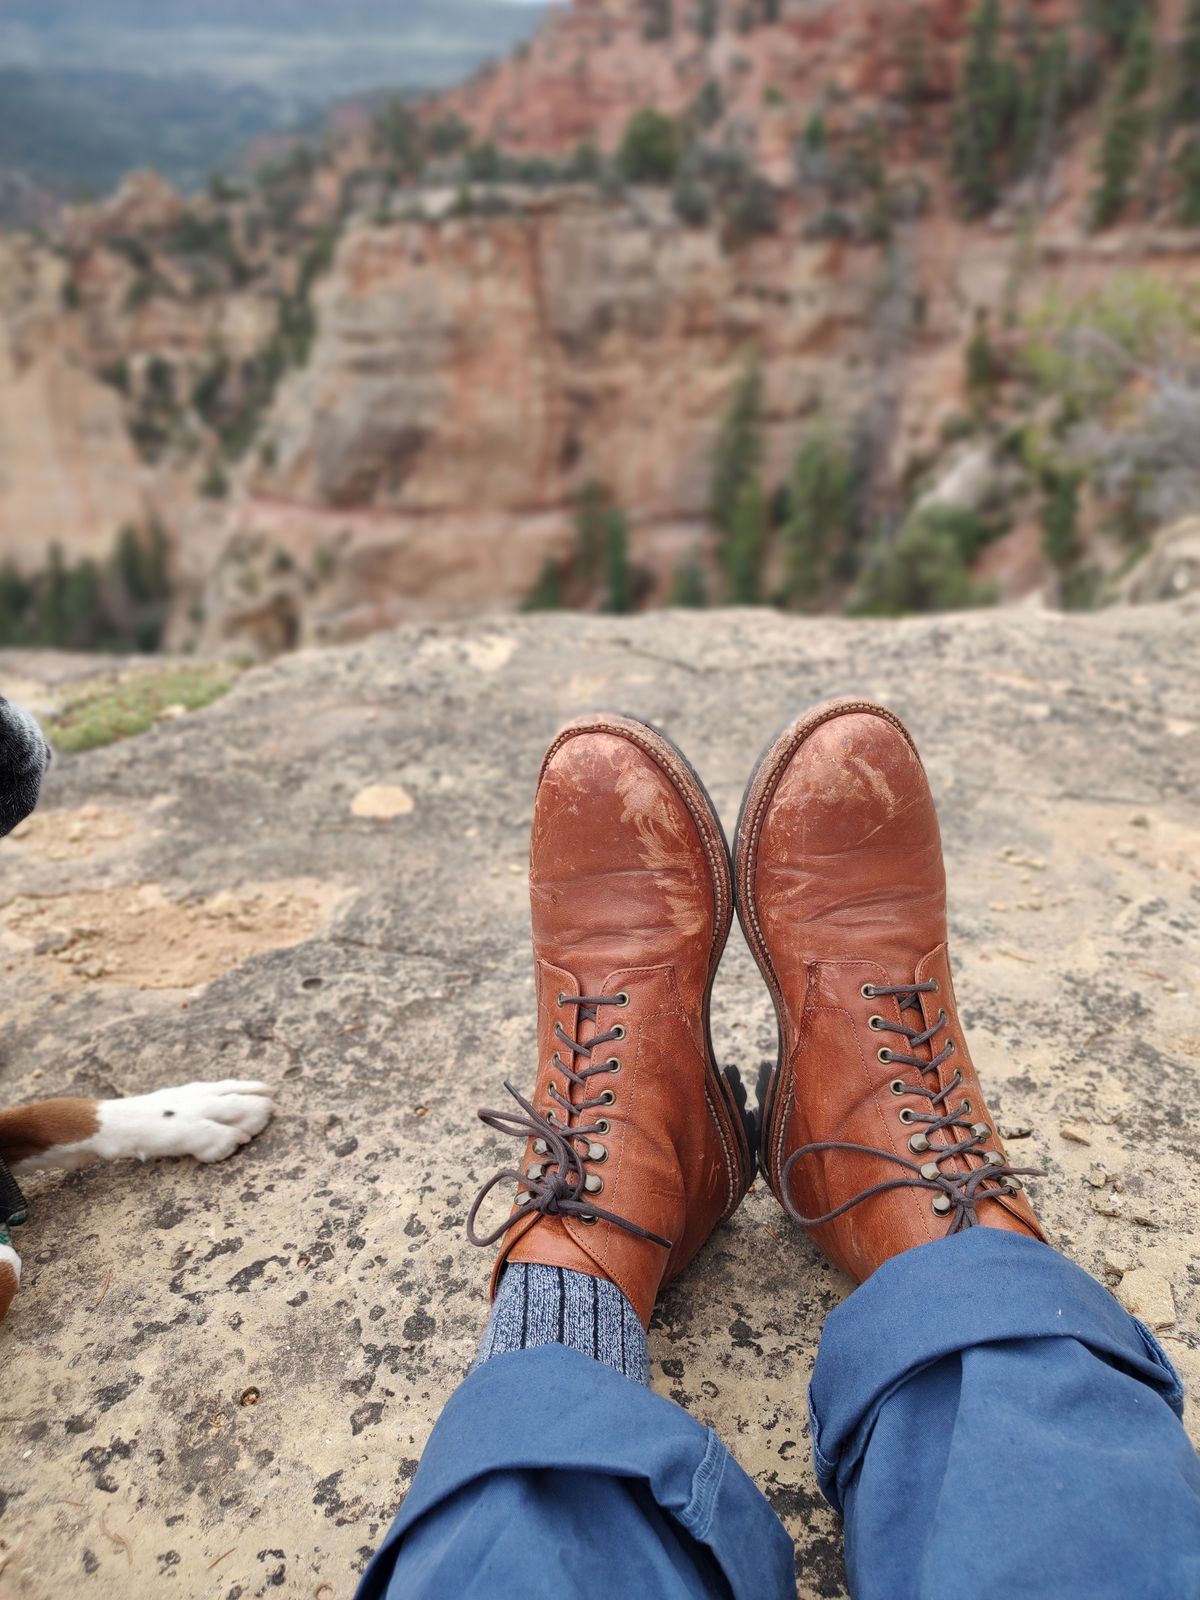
[1102,1251,1130,1278]
[1129,1206,1158,1229]
[1085,1165,1109,1189]
[1129,813,1150,828]
[1091,1194,1123,1217]
[998,1123,1033,1141]
[1059,1122,1092,1146]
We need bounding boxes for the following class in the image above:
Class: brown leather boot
[735,699,1046,1282]
[467,714,755,1327]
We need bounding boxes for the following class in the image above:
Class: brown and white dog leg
[0,1080,275,1320]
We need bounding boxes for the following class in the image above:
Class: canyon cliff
[1,0,1197,650]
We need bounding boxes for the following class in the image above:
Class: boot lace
[466,990,671,1250]
[780,979,1039,1234]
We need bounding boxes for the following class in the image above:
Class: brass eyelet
[920,1161,941,1181]
[556,991,566,1006]
[587,1142,608,1162]
[606,1057,621,1073]
[614,991,630,1007]
[931,1194,952,1216]
[611,1024,626,1040]
[580,1213,598,1226]
[960,1098,972,1115]
[527,1163,545,1181]
[889,1079,908,1095]
[584,1174,603,1195]
[938,1008,947,1024]
[877,1047,893,1063]
[928,979,940,994]
[946,1039,956,1054]
[861,983,876,998]
[595,1119,611,1134]
[898,1108,915,1124]
[868,1015,885,1031]
[971,1122,990,1140]
[532,1138,548,1155]
[599,1089,616,1106]
[908,1132,930,1153]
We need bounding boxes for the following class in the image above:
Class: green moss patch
[44,662,243,753]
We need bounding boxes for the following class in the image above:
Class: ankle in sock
[474,1262,649,1386]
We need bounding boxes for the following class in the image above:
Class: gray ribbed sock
[474,1263,650,1385]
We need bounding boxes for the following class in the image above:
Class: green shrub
[722,174,779,246]
[617,108,683,184]
[849,508,997,616]
[673,172,713,225]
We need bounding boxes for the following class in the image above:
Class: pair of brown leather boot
[467,702,1046,1328]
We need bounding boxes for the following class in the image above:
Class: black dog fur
[0,697,50,838]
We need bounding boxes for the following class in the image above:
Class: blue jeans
[357,1231,1200,1599]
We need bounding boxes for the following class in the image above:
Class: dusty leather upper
[746,704,1046,1282]
[487,716,751,1327]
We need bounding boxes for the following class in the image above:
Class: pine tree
[1177,0,1200,123]
[1090,12,1154,226]
[965,310,1000,412]
[1011,29,1069,181]
[670,550,708,607]
[115,524,151,603]
[39,544,71,647]
[1086,0,1143,54]
[603,508,633,614]
[1178,136,1200,223]
[781,419,852,608]
[951,0,1017,216]
[725,476,767,603]
[574,480,610,588]
[523,558,564,611]
[62,558,104,650]
[1040,469,1082,567]
[0,561,32,646]
[709,360,763,539]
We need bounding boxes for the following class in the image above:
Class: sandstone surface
[0,601,1196,1597]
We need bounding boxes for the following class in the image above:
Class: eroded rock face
[0,604,1196,1597]
[255,194,852,518]
[2,0,1197,649]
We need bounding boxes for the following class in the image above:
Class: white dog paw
[95,1080,276,1164]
